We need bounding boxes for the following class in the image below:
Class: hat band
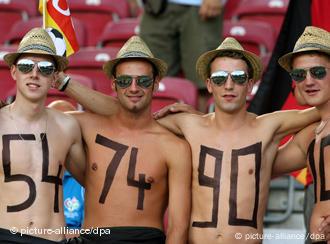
[120,51,151,58]
[19,44,56,55]
[294,42,330,52]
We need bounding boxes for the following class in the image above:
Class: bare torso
[177,113,282,244]
[75,112,182,230]
[307,126,330,242]
[0,107,78,241]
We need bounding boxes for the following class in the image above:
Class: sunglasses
[16,59,56,76]
[210,70,248,86]
[290,66,329,83]
[115,75,154,89]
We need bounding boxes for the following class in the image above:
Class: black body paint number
[2,134,62,212]
[192,145,223,228]
[320,136,330,201]
[228,142,261,228]
[95,134,129,204]
[2,134,36,212]
[95,134,151,210]
[40,134,63,212]
[193,142,261,229]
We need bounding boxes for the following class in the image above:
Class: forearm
[166,226,188,244]
[64,77,118,115]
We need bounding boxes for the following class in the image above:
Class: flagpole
[42,0,46,29]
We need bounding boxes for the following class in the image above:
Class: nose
[30,64,39,77]
[224,76,234,90]
[128,78,139,92]
[304,71,316,86]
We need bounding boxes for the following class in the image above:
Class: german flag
[39,0,79,56]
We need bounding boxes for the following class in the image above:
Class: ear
[206,78,213,94]
[152,76,160,93]
[10,65,17,82]
[111,77,116,92]
[247,79,254,93]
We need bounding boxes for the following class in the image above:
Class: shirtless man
[272,26,330,243]
[55,37,319,243]
[0,28,86,243]
[56,36,191,243]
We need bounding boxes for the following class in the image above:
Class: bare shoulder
[47,108,80,131]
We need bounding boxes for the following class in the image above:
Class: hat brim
[196,48,263,83]
[4,50,68,71]
[278,47,330,72]
[103,56,167,80]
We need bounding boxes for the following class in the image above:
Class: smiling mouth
[27,83,40,88]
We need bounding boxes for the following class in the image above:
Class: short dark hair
[208,51,253,79]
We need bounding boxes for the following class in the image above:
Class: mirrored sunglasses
[115,75,154,89]
[16,59,56,76]
[210,70,248,86]
[290,66,329,83]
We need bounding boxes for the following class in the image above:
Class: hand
[199,0,223,20]
[153,102,203,119]
[318,216,330,242]
[52,71,67,89]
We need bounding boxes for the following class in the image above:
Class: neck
[214,106,248,129]
[11,97,46,121]
[115,106,154,130]
[316,100,330,121]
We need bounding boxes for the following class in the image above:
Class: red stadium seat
[152,77,199,112]
[98,18,140,47]
[68,0,130,46]
[0,45,17,101]
[223,19,276,57]
[224,0,242,20]
[232,0,289,37]
[4,17,87,47]
[0,0,38,44]
[67,46,120,95]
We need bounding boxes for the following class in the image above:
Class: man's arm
[272,123,316,177]
[261,107,320,140]
[64,115,86,186]
[165,139,191,244]
[55,72,119,115]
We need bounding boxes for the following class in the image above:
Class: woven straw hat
[4,27,68,71]
[196,37,262,83]
[279,26,330,72]
[103,35,167,79]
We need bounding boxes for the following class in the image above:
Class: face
[11,54,56,103]
[206,56,254,114]
[292,53,330,107]
[111,59,159,113]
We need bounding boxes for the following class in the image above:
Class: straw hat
[279,26,330,72]
[103,35,167,79]
[4,27,68,71]
[196,37,262,83]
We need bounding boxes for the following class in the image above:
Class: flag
[39,0,79,56]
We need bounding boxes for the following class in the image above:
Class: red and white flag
[39,0,79,57]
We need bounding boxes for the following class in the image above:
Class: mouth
[222,94,236,100]
[26,83,41,89]
[127,95,143,103]
[305,89,319,96]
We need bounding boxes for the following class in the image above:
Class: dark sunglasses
[290,66,329,83]
[16,59,56,76]
[115,75,154,89]
[210,70,248,86]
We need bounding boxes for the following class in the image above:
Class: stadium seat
[68,0,130,46]
[224,0,242,20]
[223,19,276,57]
[152,77,199,112]
[4,16,87,47]
[98,18,140,47]
[0,0,38,44]
[232,0,289,37]
[67,46,120,95]
[0,45,17,101]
